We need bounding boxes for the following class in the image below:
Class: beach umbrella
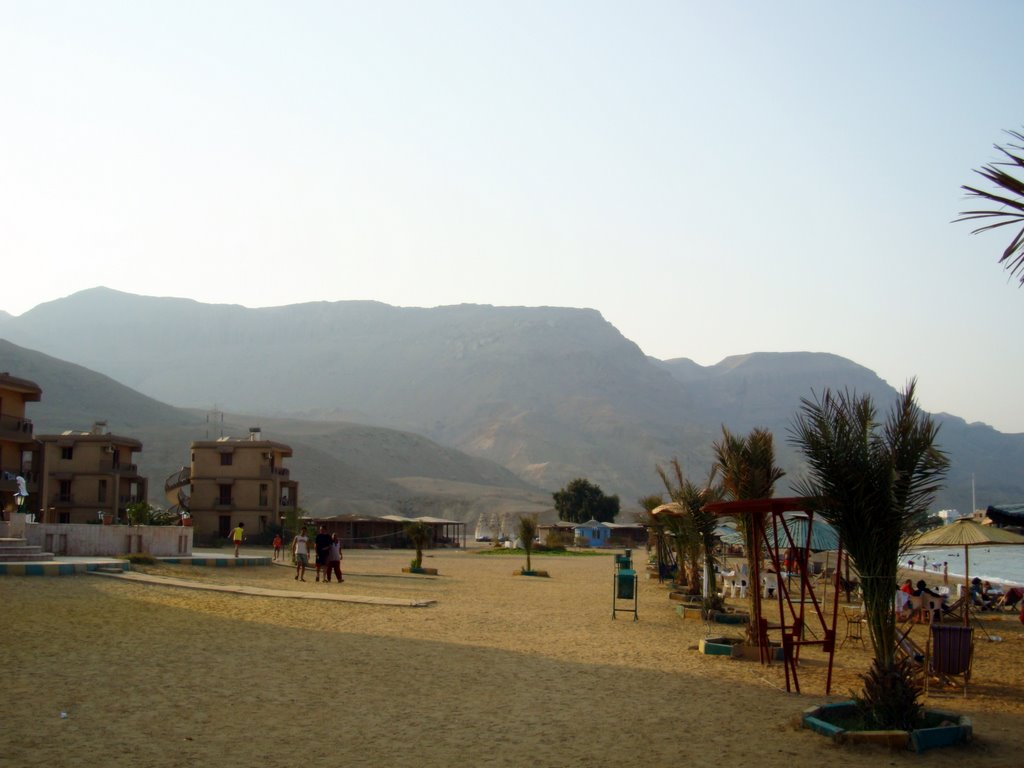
[769,513,839,553]
[908,518,1024,624]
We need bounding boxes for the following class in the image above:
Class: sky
[2,1,1023,432]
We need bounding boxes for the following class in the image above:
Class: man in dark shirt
[314,525,332,583]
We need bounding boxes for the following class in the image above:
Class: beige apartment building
[36,422,148,524]
[176,428,299,539]
[0,372,42,518]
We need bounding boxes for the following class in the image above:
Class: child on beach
[229,522,245,557]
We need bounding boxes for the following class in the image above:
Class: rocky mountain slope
[2,287,1020,513]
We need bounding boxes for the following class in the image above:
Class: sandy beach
[3,546,1023,768]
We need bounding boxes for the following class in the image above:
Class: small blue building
[574,518,611,547]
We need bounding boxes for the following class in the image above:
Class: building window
[259,484,268,507]
[59,512,70,524]
[98,479,107,504]
[218,484,232,505]
[58,480,72,502]
[220,453,233,466]
[259,515,267,533]
[61,446,73,460]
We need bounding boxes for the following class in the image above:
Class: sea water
[905,547,1024,587]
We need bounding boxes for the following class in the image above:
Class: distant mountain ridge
[2,286,1021,513]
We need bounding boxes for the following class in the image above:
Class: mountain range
[2,286,1021,519]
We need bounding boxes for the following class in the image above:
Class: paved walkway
[87,569,437,607]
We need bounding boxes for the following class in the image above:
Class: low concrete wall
[2,520,193,557]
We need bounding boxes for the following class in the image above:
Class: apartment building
[0,372,42,518]
[36,422,148,524]
[182,428,299,539]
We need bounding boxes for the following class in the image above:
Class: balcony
[0,412,34,443]
[212,499,235,511]
[99,460,139,475]
[51,494,75,507]
[259,466,291,479]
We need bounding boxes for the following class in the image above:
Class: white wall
[2,517,193,557]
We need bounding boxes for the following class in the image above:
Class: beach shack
[574,518,611,547]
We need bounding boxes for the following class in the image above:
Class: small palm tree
[656,459,723,595]
[712,427,785,640]
[403,520,433,570]
[518,514,539,573]
[790,380,948,729]
[956,128,1024,284]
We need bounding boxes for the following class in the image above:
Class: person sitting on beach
[969,577,994,610]
[912,580,946,622]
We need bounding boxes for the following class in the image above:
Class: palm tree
[712,427,785,640]
[656,459,723,596]
[403,520,433,570]
[518,514,539,573]
[956,128,1024,285]
[789,380,948,729]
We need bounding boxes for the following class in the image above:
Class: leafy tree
[552,478,620,523]
[956,128,1024,284]
[125,502,177,526]
[789,380,948,729]
[518,514,539,572]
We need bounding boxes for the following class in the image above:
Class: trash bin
[617,569,636,599]
[615,554,631,569]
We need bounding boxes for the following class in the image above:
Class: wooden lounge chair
[895,624,927,679]
[927,624,974,697]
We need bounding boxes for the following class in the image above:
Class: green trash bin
[615,554,631,569]
[617,569,636,599]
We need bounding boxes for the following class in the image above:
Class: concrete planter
[698,637,744,657]
[802,701,971,753]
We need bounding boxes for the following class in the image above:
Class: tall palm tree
[956,128,1024,285]
[712,427,785,640]
[789,380,948,729]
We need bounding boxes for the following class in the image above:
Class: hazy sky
[2,2,1023,432]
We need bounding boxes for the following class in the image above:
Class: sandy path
[2,546,1022,768]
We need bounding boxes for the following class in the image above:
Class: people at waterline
[324,533,343,583]
[293,526,310,581]
[272,533,283,561]
[229,522,245,557]
[314,524,332,583]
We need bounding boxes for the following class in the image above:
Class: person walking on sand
[293,526,310,581]
[229,522,245,557]
[272,533,283,561]
[314,524,332,583]
[324,533,343,583]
